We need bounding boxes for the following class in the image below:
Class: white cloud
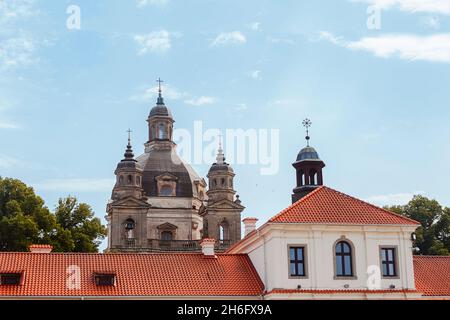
[130,84,187,102]
[35,178,115,193]
[352,0,450,15]
[0,155,23,168]
[137,0,169,7]
[184,96,216,106]
[248,70,262,80]
[210,31,246,47]
[133,30,174,54]
[235,103,248,111]
[0,33,38,68]
[0,0,38,25]
[422,16,441,29]
[248,22,261,31]
[0,121,19,129]
[364,192,423,206]
[347,34,450,63]
[317,31,450,63]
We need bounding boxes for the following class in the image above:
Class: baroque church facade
[105,86,244,252]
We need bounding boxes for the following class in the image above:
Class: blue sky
[1,0,450,244]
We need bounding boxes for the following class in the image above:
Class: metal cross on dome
[156,77,164,95]
[302,118,312,147]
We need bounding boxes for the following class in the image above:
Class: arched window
[161,231,173,241]
[127,175,133,185]
[335,241,354,277]
[221,178,225,186]
[213,179,217,187]
[159,185,174,196]
[119,175,124,185]
[124,219,135,239]
[229,178,233,188]
[158,123,167,139]
[136,176,141,186]
[219,220,229,242]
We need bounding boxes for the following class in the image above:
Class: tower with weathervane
[292,119,326,203]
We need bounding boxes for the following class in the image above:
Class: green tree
[55,197,107,252]
[385,195,450,256]
[0,177,106,252]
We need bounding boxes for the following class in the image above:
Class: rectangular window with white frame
[288,245,307,278]
[380,247,398,278]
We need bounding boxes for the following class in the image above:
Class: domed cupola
[147,78,174,145]
[112,130,144,200]
[292,119,325,203]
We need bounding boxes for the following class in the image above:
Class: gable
[110,196,150,208]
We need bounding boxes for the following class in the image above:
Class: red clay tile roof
[269,186,420,226]
[0,252,264,297]
[413,256,450,297]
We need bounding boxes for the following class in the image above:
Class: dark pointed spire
[156,77,164,105]
[123,129,135,160]
[302,118,312,147]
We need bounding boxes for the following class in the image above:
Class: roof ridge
[269,186,325,222]
[323,186,420,226]
[414,255,450,259]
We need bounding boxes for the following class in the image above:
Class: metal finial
[127,128,132,145]
[216,133,225,164]
[156,78,165,105]
[156,78,164,97]
[124,129,134,159]
[302,118,312,147]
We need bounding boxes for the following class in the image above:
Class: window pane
[387,249,393,261]
[298,264,304,276]
[344,256,352,275]
[297,248,303,260]
[388,265,395,276]
[343,242,351,253]
[290,263,296,276]
[336,256,343,275]
[382,264,388,276]
[290,248,295,260]
[336,243,342,254]
[381,249,386,261]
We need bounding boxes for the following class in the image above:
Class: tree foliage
[386,195,450,256]
[0,177,106,252]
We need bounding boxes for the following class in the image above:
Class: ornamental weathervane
[302,118,312,147]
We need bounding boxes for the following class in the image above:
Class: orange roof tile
[0,252,264,297]
[269,186,420,226]
[413,256,450,297]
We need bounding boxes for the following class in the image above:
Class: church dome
[208,163,234,174]
[296,146,321,162]
[136,149,202,198]
[149,104,173,118]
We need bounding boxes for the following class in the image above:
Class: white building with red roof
[0,120,449,300]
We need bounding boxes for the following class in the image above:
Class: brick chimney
[200,238,216,257]
[243,217,258,237]
[29,244,53,253]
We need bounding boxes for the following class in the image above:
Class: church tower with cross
[203,138,244,246]
[106,78,244,252]
[291,119,326,203]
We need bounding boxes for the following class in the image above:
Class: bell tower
[292,119,326,203]
[204,139,244,248]
[146,78,175,151]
